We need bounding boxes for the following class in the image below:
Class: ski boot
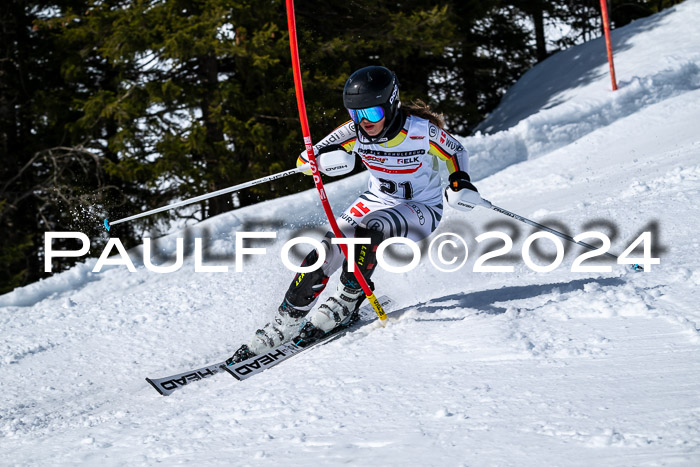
[226,300,307,364]
[310,280,366,332]
[307,224,382,337]
[247,299,309,354]
[293,287,366,348]
[234,246,331,357]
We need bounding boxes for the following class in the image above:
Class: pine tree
[0,0,120,292]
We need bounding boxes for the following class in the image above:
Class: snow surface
[2,1,700,464]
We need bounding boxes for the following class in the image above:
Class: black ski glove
[448,171,478,192]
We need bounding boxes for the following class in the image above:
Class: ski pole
[485,199,642,270]
[445,189,644,271]
[103,164,312,231]
[285,0,387,322]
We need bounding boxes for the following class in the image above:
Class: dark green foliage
[608,0,684,27]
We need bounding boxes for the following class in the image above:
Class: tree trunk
[198,54,234,218]
[533,7,547,62]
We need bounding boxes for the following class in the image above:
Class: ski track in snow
[2,1,700,465]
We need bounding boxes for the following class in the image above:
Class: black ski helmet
[343,66,401,142]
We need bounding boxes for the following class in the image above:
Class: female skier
[228,65,479,364]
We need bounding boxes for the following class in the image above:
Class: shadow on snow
[389,276,626,321]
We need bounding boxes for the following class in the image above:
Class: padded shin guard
[283,248,329,316]
[339,225,384,289]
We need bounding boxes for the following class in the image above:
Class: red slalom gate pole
[284,0,387,322]
[600,0,618,91]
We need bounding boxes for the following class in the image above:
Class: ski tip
[145,377,166,396]
[103,218,111,231]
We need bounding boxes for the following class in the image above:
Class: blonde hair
[402,99,445,129]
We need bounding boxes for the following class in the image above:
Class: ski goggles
[347,106,385,124]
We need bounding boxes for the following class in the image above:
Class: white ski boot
[247,300,308,355]
[310,281,364,333]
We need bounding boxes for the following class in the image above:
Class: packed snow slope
[2,1,700,465]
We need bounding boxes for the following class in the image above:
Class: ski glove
[445,171,481,212]
[297,144,355,177]
[448,171,478,192]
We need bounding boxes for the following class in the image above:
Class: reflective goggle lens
[348,106,385,123]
